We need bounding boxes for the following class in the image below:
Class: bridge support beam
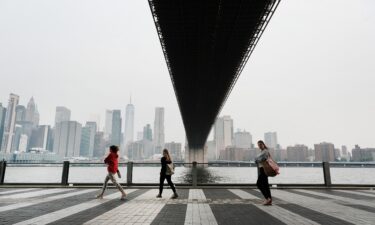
[185,147,208,164]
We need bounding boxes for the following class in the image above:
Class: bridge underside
[149,0,280,161]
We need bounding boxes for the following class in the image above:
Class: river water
[3,165,375,185]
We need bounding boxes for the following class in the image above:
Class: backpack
[166,163,175,175]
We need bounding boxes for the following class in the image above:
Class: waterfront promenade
[0,187,374,225]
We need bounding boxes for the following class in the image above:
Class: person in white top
[255,140,272,205]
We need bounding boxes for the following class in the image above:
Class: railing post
[322,162,331,187]
[192,161,197,188]
[61,161,70,185]
[0,160,6,185]
[127,161,133,186]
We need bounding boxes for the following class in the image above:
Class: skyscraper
[54,106,71,127]
[143,124,152,141]
[264,132,278,149]
[111,110,122,146]
[314,142,335,162]
[93,131,106,158]
[0,103,7,149]
[15,105,26,123]
[80,122,97,157]
[234,130,252,149]
[287,144,308,161]
[214,116,233,159]
[53,121,82,157]
[1,93,19,153]
[29,125,52,151]
[124,100,135,148]
[25,97,39,127]
[104,110,113,140]
[153,107,165,154]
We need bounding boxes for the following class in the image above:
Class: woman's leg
[159,174,166,195]
[98,174,110,196]
[165,175,176,193]
[264,175,272,200]
[108,173,125,195]
[257,168,269,199]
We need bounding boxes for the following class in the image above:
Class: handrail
[1,161,375,186]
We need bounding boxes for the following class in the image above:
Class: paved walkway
[0,187,374,225]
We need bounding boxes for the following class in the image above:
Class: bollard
[322,162,332,187]
[61,161,70,185]
[192,161,197,188]
[0,160,6,184]
[127,162,133,186]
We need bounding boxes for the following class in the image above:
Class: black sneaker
[171,193,178,199]
[156,194,162,198]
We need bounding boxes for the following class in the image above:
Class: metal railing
[0,160,374,187]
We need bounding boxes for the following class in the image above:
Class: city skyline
[1,0,374,149]
[0,92,372,153]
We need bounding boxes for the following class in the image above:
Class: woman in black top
[157,149,178,198]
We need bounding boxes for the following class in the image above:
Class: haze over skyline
[1,0,374,149]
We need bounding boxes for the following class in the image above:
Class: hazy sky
[0,0,374,150]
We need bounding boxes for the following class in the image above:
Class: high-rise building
[15,105,26,123]
[127,141,144,160]
[111,110,122,146]
[104,110,113,140]
[207,140,216,161]
[0,104,6,149]
[80,122,97,157]
[314,142,335,162]
[143,124,152,141]
[214,116,233,159]
[1,93,19,153]
[29,125,52,151]
[264,132,278,149]
[165,142,182,161]
[234,130,252,149]
[153,107,165,154]
[286,144,308,161]
[25,97,39,127]
[54,106,71,127]
[11,124,23,152]
[18,134,28,152]
[124,100,135,148]
[93,131,106,158]
[53,121,82,157]
[352,145,375,162]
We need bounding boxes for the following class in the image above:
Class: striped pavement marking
[84,189,170,225]
[335,189,375,198]
[185,189,217,225]
[14,189,138,225]
[0,189,95,213]
[0,188,39,195]
[0,188,69,199]
[273,189,375,225]
[229,189,320,225]
[298,189,375,208]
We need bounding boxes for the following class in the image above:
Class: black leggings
[257,167,272,199]
[159,174,176,194]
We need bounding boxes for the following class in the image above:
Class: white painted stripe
[14,189,138,225]
[298,189,375,208]
[84,189,171,225]
[360,190,375,195]
[335,189,375,198]
[229,189,320,225]
[0,188,39,195]
[0,188,69,199]
[273,189,375,225]
[0,189,95,213]
[185,189,217,225]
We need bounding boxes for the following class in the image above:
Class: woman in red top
[96,145,126,200]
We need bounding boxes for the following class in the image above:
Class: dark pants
[257,167,272,199]
[159,174,176,194]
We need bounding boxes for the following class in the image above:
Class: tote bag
[262,155,280,177]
